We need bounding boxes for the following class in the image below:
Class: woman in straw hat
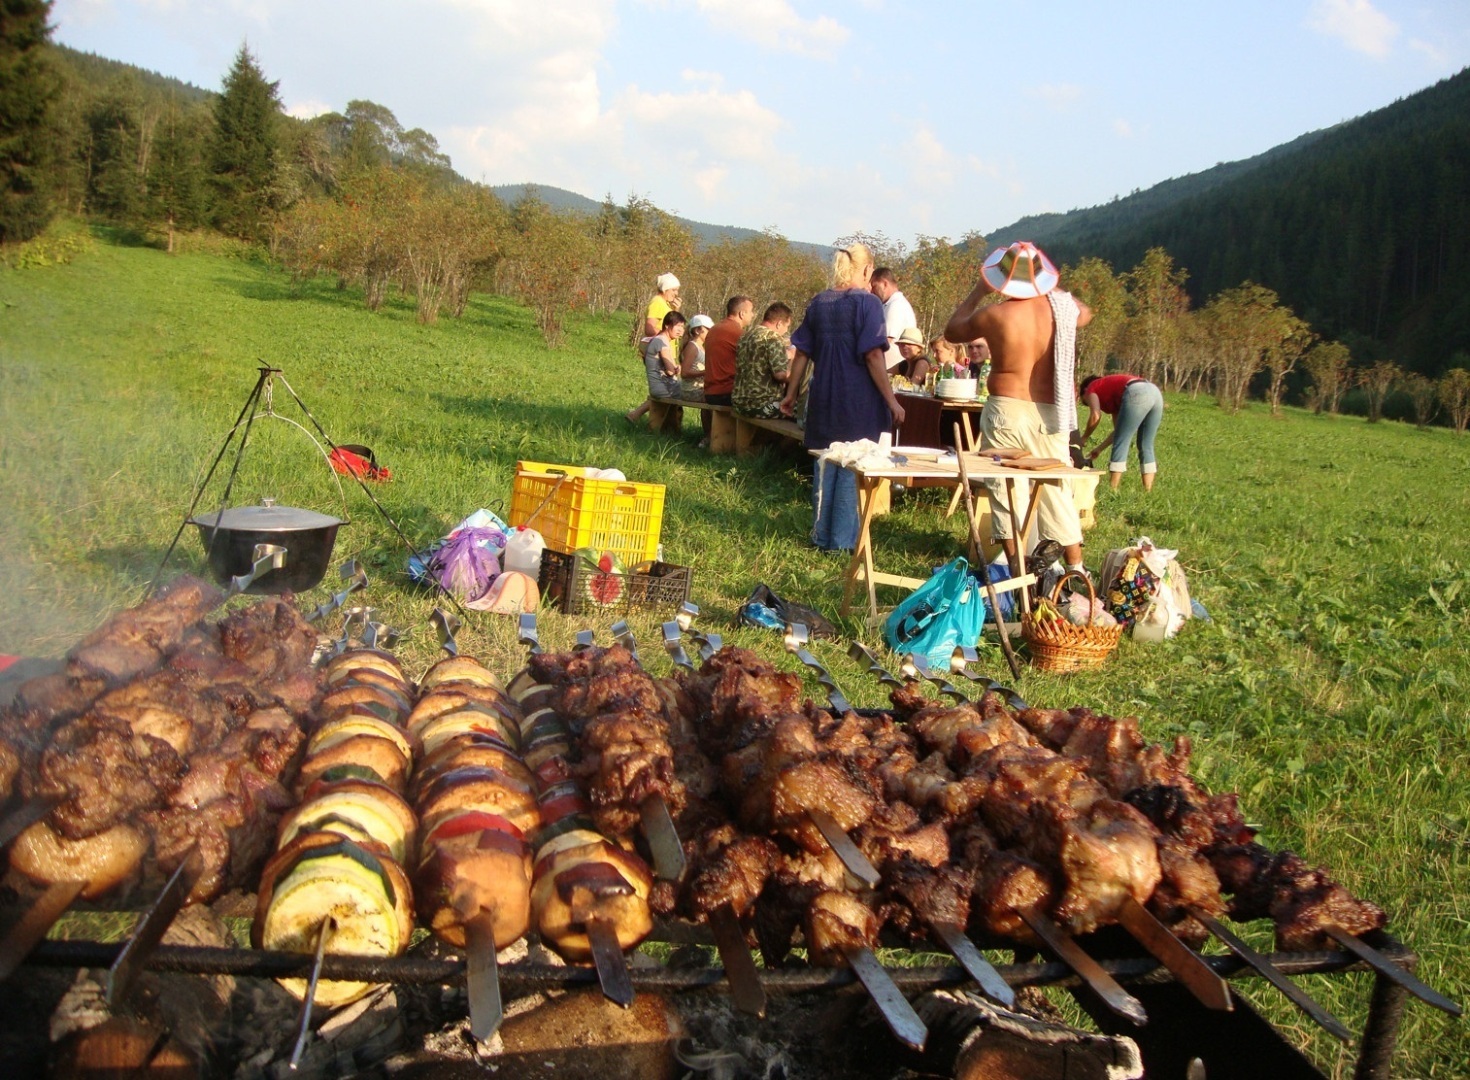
[780,243,906,552]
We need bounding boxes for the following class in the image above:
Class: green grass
[3,233,1469,1075]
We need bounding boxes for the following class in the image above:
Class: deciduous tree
[1438,365,1470,434]
[501,192,593,346]
[1064,256,1127,378]
[0,0,61,243]
[1200,282,1296,414]
[1359,360,1401,423]
[1119,247,1189,386]
[1402,373,1437,428]
[1302,340,1352,414]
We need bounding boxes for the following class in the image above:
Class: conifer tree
[0,0,61,243]
[209,44,281,240]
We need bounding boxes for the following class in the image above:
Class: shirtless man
[944,241,1092,572]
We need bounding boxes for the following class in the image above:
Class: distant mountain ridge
[982,69,1470,375]
[490,183,833,257]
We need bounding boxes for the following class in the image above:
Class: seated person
[680,314,713,401]
[892,327,931,385]
[644,310,687,403]
[930,335,960,371]
[965,337,992,402]
[732,303,793,419]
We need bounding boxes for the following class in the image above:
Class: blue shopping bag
[883,557,985,669]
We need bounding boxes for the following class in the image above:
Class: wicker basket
[1021,571,1124,672]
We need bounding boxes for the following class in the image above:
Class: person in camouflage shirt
[732,303,793,419]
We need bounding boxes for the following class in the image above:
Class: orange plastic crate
[508,461,665,565]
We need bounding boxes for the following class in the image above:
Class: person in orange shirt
[700,295,756,408]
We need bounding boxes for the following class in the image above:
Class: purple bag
[427,526,504,601]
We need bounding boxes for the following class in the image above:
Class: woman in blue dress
[780,243,906,551]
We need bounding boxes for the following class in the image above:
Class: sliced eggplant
[420,657,502,693]
[415,706,521,756]
[278,780,418,864]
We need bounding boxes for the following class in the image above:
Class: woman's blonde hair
[929,337,957,365]
[831,242,874,289]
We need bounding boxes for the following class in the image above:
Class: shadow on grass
[89,224,163,250]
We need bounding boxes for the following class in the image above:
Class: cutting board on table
[1007,456,1069,470]
[965,447,1025,461]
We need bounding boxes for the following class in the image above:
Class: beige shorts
[978,396,1082,548]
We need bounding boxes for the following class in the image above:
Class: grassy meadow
[2,231,1468,1076]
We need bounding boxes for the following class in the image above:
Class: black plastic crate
[538,549,693,616]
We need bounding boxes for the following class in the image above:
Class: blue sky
[52,0,1470,248]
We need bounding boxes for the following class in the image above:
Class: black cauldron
[190,501,345,594]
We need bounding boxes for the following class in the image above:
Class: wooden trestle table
[824,451,1093,623]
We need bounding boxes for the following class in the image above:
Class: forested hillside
[987,69,1470,376]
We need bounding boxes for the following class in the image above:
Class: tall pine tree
[210,44,280,240]
[0,0,61,243]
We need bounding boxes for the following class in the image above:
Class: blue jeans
[812,462,859,551]
[1109,381,1164,474]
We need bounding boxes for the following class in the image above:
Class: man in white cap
[944,241,1092,573]
[870,267,917,372]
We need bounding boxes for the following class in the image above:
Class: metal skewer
[338,606,373,655]
[783,624,851,713]
[675,602,699,632]
[807,807,881,890]
[431,607,460,656]
[1324,926,1461,1017]
[304,560,369,623]
[949,646,991,687]
[573,629,596,651]
[289,916,336,1070]
[610,620,639,663]
[586,918,635,1008]
[107,848,202,1007]
[465,913,504,1041]
[661,621,695,673]
[518,613,542,655]
[848,641,905,690]
[639,793,688,883]
[929,922,1016,1008]
[227,542,287,596]
[1116,896,1232,1011]
[1018,908,1149,1026]
[1194,912,1352,1042]
[845,945,929,1051]
[363,620,400,651]
[0,879,86,984]
[707,903,767,1017]
[899,653,967,703]
[689,627,722,663]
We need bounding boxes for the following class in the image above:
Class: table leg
[1017,479,1043,551]
[840,473,883,620]
[1004,478,1031,615]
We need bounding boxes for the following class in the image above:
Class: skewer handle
[431,608,461,656]
[304,560,369,624]
[107,849,201,1008]
[610,621,639,663]
[847,641,904,689]
[518,613,542,655]
[661,621,695,673]
[784,624,851,713]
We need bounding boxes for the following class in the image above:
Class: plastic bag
[738,584,838,640]
[884,557,985,669]
[1100,536,1191,638]
[409,508,510,584]
[426,526,503,602]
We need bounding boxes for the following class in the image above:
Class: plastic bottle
[503,527,545,578]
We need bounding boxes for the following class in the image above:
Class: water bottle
[504,527,545,578]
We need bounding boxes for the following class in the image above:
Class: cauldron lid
[190,502,343,530]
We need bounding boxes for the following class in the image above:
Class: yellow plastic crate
[508,461,665,565]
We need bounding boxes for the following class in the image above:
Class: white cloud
[286,99,332,119]
[1306,0,1399,59]
[693,165,729,201]
[903,126,956,192]
[1113,119,1133,138]
[691,0,850,60]
[1408,38,1449,68]
[1028,83,1084,111]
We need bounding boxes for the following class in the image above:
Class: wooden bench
[644,399,804,457]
